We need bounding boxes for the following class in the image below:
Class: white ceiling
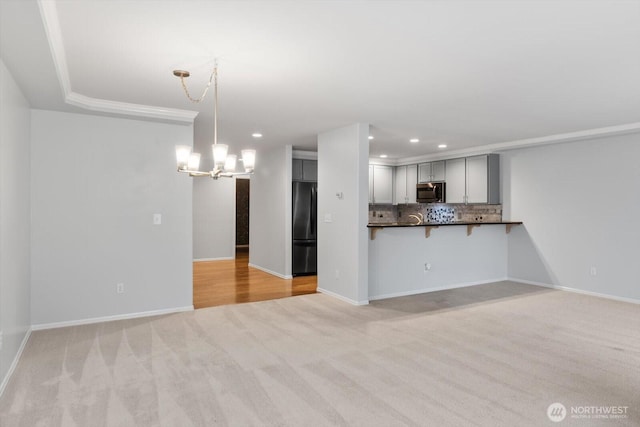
[2,0,639,161]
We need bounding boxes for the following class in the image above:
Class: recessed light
[368,136,374,140]
[252,133,263,138]
[438,144,447,148]
[410,138,419,143]
[379,154,388,158]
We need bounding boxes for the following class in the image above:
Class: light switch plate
[324,213,333,223]
[153,213,162,225]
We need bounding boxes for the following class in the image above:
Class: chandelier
[174,61,256,179]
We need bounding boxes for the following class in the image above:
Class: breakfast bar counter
[367,219,525,300]
[367,221,523,239]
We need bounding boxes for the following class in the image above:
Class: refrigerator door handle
[310,186,316,238]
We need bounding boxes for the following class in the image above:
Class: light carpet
[1,281,639,426]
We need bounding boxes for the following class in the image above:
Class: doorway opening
[192,177,316,310]
[235,177,250,256]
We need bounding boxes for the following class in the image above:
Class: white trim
[194,257,234,262]
[368,278,508,301]
[31,306,194,331]
[394,122,640,165]
[65,92,198,124]
[292,150,318,160]
[368,158,398,166]
[248,263,293,280]
[506,278,555,289]
[317,287,369,306]
[37,0,71,96]
[37,0,197,125]
[0,328,31,398]
[509,278,640,305]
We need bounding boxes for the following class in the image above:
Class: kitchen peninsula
[367,202,522,301]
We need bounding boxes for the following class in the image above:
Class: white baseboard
[507,278,555,288]
[0,328,31,398]
[317,287,369,306]
[509,278,640,305]
[31,305,194,331]
[369,277,509,301]
[194,257,234,262]
[248,263,293,280]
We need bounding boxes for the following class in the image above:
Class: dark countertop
[367,221,523,228]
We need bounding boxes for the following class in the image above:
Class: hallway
[193,248,317,309]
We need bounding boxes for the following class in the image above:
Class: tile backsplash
[369,204,396,222]
[369,203,502,224]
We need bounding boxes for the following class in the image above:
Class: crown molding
[38,0,197,125]
[395,122,640,165]
[65,92,198,123]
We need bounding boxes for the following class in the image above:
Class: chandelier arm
[186,170,211,177]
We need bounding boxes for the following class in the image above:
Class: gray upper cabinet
[369,165,374,203]
[292,159,317,181]
[292,159,303,180]
[369,165,394,204]
[418,161,445,183]
[394,164,418,204]
[444,158,466,203]
[466,155,489,203]
[302,160,317,181]
[445,154,500,204]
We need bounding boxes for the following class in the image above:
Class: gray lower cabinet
[445,154,499,204]
[292,159,317,181]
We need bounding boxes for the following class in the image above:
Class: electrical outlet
[117,283,125,294]
[590,266,597,276]
[335,269,340,279]
[424,262,432,272]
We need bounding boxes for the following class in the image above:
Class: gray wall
[249,145,292,278]
[193,177,235,260]
[503,133,640,301]
[317,124,369,304]
[0,59,32,392]
[30,110,194,326]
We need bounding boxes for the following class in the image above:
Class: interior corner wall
[193,177,235,260]
[0,59,32,392]
[30,110,194,326]
[502,133,640,301]
[317,123,369,304]
[249,145,292,278]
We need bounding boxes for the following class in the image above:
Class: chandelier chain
[178,66,217,103]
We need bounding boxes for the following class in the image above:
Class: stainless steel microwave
[416,182,445,203]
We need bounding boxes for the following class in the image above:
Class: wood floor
[193,247,317,309]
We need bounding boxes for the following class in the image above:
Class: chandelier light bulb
[187,152,201,170]
[224,154,237,172]
[175,145,192,169]
[241,149,256,173]
[212,144,228,170]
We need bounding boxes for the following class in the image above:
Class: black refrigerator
[292,181,317,276]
